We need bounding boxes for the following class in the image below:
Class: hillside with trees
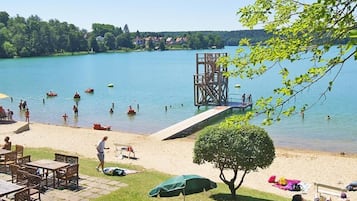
[0,11,269,58]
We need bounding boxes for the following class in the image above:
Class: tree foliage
[218,0,357,125]
[193,124,275,198]
[0,11,227,57]
[92,23,115,37]
[0,12,90,57]
[188,32,224,49]
[0,11,9,26]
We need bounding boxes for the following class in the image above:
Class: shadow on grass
[211,193,277,201]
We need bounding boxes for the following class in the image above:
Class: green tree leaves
[221,0,357,125]
[193,123,275,197]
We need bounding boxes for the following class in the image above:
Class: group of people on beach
[0,106,13,120]
[0,99,29,122]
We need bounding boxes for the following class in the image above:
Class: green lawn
[24,147,290,201]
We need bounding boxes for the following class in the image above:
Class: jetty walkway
[150,106,231,140]
[150,101,252,140]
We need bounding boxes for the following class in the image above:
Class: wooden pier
[150,106,232,140]
[150,103,253,141]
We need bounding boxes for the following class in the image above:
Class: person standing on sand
[96,136,109,172]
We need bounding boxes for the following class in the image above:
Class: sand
[1,121,356,200]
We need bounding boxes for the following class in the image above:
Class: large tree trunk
[219,168,249,199]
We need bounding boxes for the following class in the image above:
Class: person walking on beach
[96,136,109,172]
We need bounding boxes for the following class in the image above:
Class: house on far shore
[96,36,104,42]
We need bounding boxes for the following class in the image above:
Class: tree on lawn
[193,123,275,198]
[219,0,357,125]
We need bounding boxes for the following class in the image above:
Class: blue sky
[1,0,255,32]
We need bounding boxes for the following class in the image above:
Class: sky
[1,0,255,32]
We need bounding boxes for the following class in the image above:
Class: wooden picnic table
[0,179,25,197]
[26,159,70,188]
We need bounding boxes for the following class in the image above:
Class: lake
[0,46,356,153]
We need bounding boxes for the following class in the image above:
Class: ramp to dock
[150,106,231,140]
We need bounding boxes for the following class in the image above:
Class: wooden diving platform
[150,106,232,140]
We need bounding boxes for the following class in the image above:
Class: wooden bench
[315,183,347,198]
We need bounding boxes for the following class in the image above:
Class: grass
[24,147,290,201]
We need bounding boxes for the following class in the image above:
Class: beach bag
[268,175,276,183]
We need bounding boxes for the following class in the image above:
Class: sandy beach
[1,121,356,200]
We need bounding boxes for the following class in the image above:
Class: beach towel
[298,182,311,193]
[103,167,139,176]
[103,167,126,176]
[272,178,301,191]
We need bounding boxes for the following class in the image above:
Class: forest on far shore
[0,11,270,58]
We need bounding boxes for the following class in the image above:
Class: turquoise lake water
[0,46,356,153]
